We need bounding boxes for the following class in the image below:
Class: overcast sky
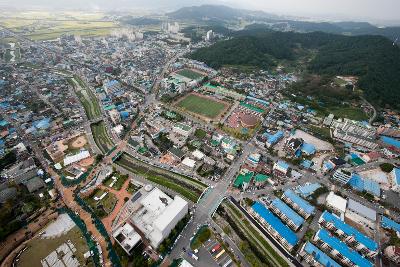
[227,0,400,23]
[1,0,399,24]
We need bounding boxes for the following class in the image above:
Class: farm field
[91,121,115,154]
[176,93,229,119]
[176,68,205,80]
[0,14,117,40]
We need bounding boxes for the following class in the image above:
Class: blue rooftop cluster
[348,174,380,197]
[316,229,373,267]
[271,198,304,227]
[283,189,315,215]
[381,216,400,233]
[321,211,378,251]
[252,202,298,246]
[303,242,341,267]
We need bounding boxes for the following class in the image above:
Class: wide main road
[168,143,256,261]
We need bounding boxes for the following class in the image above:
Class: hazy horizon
[0,0,399,25]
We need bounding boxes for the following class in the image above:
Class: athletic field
[176,68,205,80]
[176,93,228,119]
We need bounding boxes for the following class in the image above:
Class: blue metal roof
[271,198,304,227]
[301,143,316,155]
[394,168,400,186]
[348,174,381,197]
[264,131,284,145]
[303,242,341,267]
[252,202,298,246]
[277,160,289,170]
[321,211,378,251]
[381,136,400,149]
[283,189,315,215]
[381,216,400,233]
[317,229,373,267]
[297,183,321,198]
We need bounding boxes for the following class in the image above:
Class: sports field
[91,121,115,154]
[176,93,228,119]
[176,68,205,80]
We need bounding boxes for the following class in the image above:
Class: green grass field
[70,77,102,120]
[86,189,118,217]
[90,121,115,154]
[18,226,94,267]
[176,94,227,119]
[176,68,204,80]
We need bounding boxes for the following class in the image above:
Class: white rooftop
[63,150,90,166]
[140,187,172,214]
[192,149,205,160]
[326,191,347,214]
[347,198,377,221]
[154,196,188,233]
[113,223,141,254]
[182,157,196,168]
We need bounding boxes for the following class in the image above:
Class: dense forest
[190,29,400,109]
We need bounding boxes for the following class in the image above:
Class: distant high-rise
[205,30,214,41]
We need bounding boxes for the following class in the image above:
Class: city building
[264,130,284,148]
[325,192,347,215]
[129,186,188,248]
[273,160,290,178]
[173,123,192,137]
[319,211,378,258]
[113,223,142,255]
[300,241,341,267]
[63,150,90,167]
[251,202,298,251]
[384,246,400,264]
[332,169,352,184]
[313,229,373,267]
[269,198,304,231]
[285,138,303,155]
[281,189,315,219]
[346,199,377,229]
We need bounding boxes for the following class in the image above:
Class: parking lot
[202,238,234,267]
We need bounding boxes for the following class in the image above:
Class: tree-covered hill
[190,30,400,109]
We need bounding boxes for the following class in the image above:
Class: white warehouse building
[130,186,188,248]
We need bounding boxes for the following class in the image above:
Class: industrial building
[313,229,373,267]
[269,198,304,231]
[319,211,378,258]
[251,202,298,251]
[346,199,377,229]
[281,189,315,219]
[300,241,341,267]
